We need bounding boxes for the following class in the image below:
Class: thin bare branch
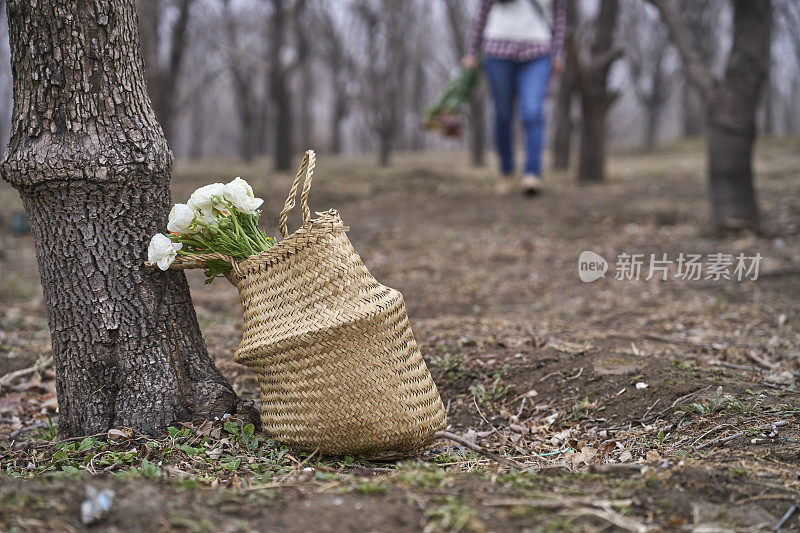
[647,0,715,102]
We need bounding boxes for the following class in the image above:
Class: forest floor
[1,139,799,532]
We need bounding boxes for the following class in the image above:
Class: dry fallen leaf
[206,447,223,460]
[107,428,128,440]
[570,446,598,466]
[646,450,662,462]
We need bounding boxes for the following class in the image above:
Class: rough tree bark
[551,0,577,170]
[570,0,622,183]
[0,0,253,437]
[650,0,772,231]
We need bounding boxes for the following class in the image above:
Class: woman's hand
[460,54,479,70]
[551,57,565,77]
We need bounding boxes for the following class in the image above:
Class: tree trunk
[270,0,292,171]
[577,98,608,183]
[379,133,392,167]
[644,99,660,152]
[330,96,347,154]
[136,0,193,145]
[272,73,292,170]
[188,92,204,159]
[295,0,312,151]
[705,0,771,230]
[759,78,775,137]
[552,62,575,169]
[298,63,313,150]
[681,83,704,137]
[239,103,257,162]
[574,0,620,184]
[552,0,577,170]
[1,0,252,437]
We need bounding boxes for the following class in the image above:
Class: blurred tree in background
[650,0,773,231]
[0,0,794,224]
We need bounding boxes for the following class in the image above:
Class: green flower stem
[226,213,257,257]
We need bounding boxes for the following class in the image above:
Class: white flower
[167,203,196,234]
[195,207,219,228]
[223,177,264,215]
[187,183,225,211]
[148,233,182,271]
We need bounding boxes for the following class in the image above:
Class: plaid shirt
[468,0,566,62]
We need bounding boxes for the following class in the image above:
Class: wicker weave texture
[227,151,446,458]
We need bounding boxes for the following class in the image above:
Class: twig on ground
[774,502,799,531]
[641,385,712,423]
[484,497,633,508]
[708,360,766,372]
[538,371,560,383]
[745,351,779,370]
[434,431,524,470]
[640,399,661,421]
[0,354,53,387]
[512,397,527,422]
[564,504,653,533]
[762,382,800,395]
[471,397,529,457]
[670,385,713,409]
[565,367,584,381]
[695,421,788,451]
[689,424,732,449]
[589,463,643,474]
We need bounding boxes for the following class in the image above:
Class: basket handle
[278,150,315,239]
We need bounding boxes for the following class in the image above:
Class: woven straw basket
[171,151,446,458]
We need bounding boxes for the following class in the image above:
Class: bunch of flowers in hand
[148,177,275,282]
[423,68,479,139]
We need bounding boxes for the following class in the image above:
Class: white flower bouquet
[147,177,274,282]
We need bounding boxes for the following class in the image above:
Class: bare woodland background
[0,0,796,167]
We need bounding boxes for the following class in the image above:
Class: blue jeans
[484,55,551,176]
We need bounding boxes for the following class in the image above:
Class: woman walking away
[462,0,565,196]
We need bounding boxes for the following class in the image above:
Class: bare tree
[675,0,718,138]
[442,0,487,167]
[221,0,264,162]
[623,1,675,151]
[294,0,313,151]
[267,0,295,170]
[1,0,250,437]
[137,0,195,143]
[570,0,623,183]
[354,0,412,167]
[315,5,355,154]
[649,0,772,231]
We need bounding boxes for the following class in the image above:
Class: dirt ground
[1,139,799,532]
